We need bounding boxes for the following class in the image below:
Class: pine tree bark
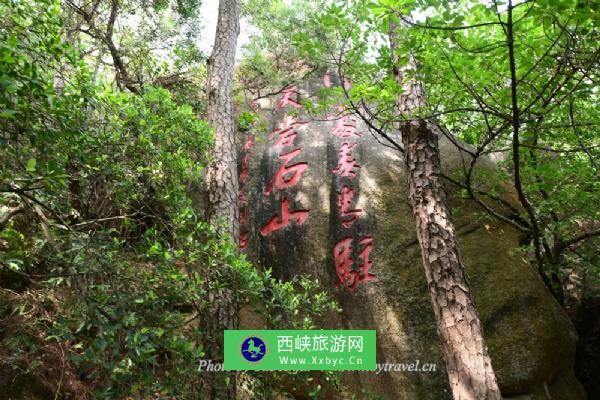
[390,20,503,400]
[205,0,240,240]
[401,120,502,400]
[202,1,240,398]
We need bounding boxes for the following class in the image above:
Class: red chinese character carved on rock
[260,197,309,236]
[240,207,249,225]
[333,143,360,179]
[332,115,361,139]
[269,115,306,148]
[333,237,355,288]
[239,170,249,185]
[265,148,308,195]
[239,232,249,248]
[243,135,254,152]
[357,236,376,284]
[338,186,363,228]
[239,155,250,184]
[242,153,251,168]
[333,236,376,290]
[277,85,302,109]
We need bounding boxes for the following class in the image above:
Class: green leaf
[26,158,37,172]
[0,109,17,118]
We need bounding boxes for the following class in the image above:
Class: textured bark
[202,1,240,399]
[401,120,502,400]
[390,18,502,400]
[205,0,240,240]
[202,265,238,400]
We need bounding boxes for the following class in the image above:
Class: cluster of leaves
[390,0,599,301]
[235,0,331,106]
[290,0,599,305]
[0,0,339,398]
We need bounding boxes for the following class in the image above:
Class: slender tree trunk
[205,0,240,240]
[401,120,502,400]
[202,1,240,398]
[390,20,502,400]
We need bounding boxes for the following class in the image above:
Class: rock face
[239,79,586,400]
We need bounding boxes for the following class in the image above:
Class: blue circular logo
[241,336,266,362]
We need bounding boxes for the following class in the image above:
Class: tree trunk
[202,1,240,398]
[401,120,502,400]
[205,0,240,240]
[202,264,238,400]
[390,19,502,400]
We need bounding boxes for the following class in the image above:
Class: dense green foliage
[236,0,329,104]
[1,0,599,398]
[290,0,599,305]
[0,0,338,397]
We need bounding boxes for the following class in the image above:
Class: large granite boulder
[238,80,586,399]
